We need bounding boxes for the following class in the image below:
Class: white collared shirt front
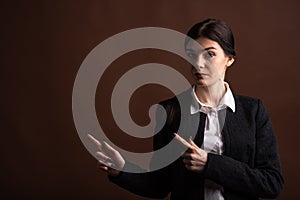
[190,82,236,200]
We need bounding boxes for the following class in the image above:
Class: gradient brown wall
[1,0,299,199]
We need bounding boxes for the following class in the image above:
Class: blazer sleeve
[203,99,284,199]
[108,102,173,199]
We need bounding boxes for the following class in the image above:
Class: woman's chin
[194,79,208,87]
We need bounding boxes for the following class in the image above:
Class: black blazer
[109,89,284,200]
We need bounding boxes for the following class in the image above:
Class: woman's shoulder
[233,94,269,115]
[158,88,193,107]
[234,94,260,104]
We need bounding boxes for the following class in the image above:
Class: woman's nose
[194,54,205,69]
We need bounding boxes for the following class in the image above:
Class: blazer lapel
[222,108,234,156]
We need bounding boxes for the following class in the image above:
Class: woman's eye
[186,51,215,61]
[205,51,215,58]
[187,52,197,59]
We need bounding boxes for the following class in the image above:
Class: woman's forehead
[185,37,220,51]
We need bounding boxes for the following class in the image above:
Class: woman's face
[185,37,234,87]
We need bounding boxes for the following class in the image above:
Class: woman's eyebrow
[204,47,217,51]
[185,47,217,52]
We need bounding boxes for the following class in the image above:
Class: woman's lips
[194,72,208,77]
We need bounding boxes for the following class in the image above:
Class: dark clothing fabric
[109,89,284,200]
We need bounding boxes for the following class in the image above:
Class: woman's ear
[226,56,235,67]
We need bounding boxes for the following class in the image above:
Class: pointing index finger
[87,134,101,147]
[174,133,191,148]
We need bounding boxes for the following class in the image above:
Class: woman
[88,18,284,200]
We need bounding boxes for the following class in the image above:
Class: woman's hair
[185,18,236,57]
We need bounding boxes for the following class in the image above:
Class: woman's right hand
[87,134,125,177]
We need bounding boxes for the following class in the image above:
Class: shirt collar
[190,82,236,115]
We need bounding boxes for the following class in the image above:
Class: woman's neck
[195,80,226,108]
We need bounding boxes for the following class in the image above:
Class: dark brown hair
[185,18,236,57]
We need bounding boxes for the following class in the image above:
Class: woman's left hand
[174,133,208,173]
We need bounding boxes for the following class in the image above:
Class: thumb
[103,141,119,157]
[189,138,201,151]
[189,138,207,157]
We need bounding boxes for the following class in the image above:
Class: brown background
[1,0,300,199]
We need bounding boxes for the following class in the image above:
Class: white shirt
[190,82,235,200]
